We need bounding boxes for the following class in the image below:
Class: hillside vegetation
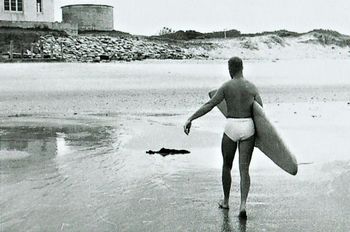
[1,28,350,62]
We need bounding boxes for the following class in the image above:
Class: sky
[55,0,350,35]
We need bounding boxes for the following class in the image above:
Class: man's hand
[183,120,192,135]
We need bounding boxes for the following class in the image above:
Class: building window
[17,0,22,11]
[36,0,42,13]
[4,0,9,10]
[4,0,23,12]
[10,0,16,11]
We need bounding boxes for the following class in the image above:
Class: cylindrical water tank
[61,4,114,31]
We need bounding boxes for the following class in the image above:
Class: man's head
[228,57,243,78]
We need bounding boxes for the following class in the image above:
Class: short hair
[228,57,243,76]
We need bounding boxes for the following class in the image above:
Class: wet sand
[1,60,350,231]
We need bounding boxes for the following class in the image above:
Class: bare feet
[238,210,247,219]
[239,203,247,219]
[218,200,229,210]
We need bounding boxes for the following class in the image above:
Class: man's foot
[238,210,247,219]
[218,200,229,210]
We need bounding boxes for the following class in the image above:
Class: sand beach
[0,60,350,231]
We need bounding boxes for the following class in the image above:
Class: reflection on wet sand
[238,217,247,232]
[0,127,58,161]
[221,210,233,232]
[0,124,116,160]
[0,124,119,185]
[220,210,247,232]
[0,123,124,231]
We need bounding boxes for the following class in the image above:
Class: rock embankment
[3,29,349,62]
[35,35,208,62]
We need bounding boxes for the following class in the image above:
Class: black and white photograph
[0,0,349,231]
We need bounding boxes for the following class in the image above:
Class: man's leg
[220,134,237,209]
[238,135,254,217]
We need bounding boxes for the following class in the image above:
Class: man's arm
[189,86,224,121]
[184,86,225,135]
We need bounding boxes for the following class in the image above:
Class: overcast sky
[55,0,350,35]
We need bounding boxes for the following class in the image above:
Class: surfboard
[209,90,298,175]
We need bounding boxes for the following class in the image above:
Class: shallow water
[1,60,350,231]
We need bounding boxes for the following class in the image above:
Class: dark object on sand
[146,148,190,157]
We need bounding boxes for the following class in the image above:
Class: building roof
[61,4,113,9]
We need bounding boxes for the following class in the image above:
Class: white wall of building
[0,0,55,22]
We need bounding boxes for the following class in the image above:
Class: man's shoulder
[243,79,258,92]
[221,80,232,87]
[242,78,254,85]
[226,79,256,87]
[219,80,232,91]
[221,79,259,94]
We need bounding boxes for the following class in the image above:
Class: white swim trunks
[224,118,255,142]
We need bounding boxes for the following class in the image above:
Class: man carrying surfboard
[183,57,263,218]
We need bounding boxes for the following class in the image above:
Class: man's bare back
[221,79,262,118]
[207,78,262,119]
